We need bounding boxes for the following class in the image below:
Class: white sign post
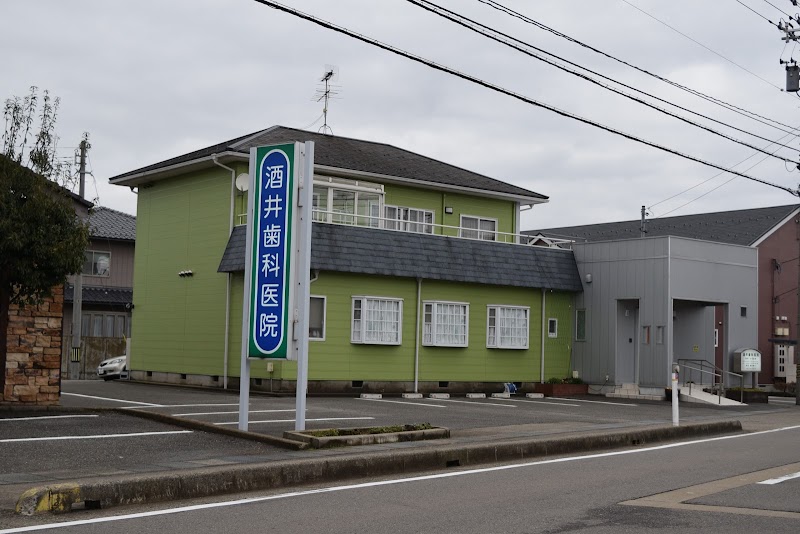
[238,142,313,431]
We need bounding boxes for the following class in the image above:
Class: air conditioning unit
[774,345,796,383]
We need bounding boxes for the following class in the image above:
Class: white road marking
[123,403,242,409]
[488,398,579,407]
[758,471,800,485]
[214,417,375,426]
[0,415,99,422]
[172,409,296,417]
[4,424,799,533]
[769,398,796,404]
[357,398,447,408]
[61,392,160,407]
[0,430,192,443]
[434,398,516,408]
[548,397,637,407]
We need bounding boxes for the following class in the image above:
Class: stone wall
[3,287,63,405]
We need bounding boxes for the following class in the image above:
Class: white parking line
[124,403,242,409]
[0,415,100,422]
[1,431,193,443]
[5,425,798,533]
[549,397,638,407]
[61,392,160,407]
[487,398,579,407]
[435,399,516,408]
[214,417,374,426]
[357,398,447,408]
[758,471,800,485]
[172,409,297,417]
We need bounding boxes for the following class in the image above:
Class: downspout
[414,278,422,392]
[540,288,547,383]
[212,154,236,390]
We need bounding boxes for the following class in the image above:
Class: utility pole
[640,206,647,238]
[796,211,800,405]
[69,139,87,379]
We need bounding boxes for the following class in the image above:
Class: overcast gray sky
[3,0,799,230]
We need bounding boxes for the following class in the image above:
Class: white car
[97,356,127,381]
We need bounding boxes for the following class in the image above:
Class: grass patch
[308,423,434,438]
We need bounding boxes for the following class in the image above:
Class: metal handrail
[236,209,576,248]
[676,359,745,404]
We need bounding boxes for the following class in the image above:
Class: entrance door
[616,300,639,384]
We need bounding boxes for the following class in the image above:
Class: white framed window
[547,318,558,338]
[312,178,384,227]
[714,328,719,348]
[309,296,326,341]
[487,306,529,349]
[83,250,111,277]
[575,309,586,341]
[351,296,403,345]
[656,326,665,345]
[423,301,469,347]
[460,215,497,241]
[384,205,434,234]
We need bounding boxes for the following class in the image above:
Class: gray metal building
[571,236,757,391]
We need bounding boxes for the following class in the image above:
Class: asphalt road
[3,417,798,533]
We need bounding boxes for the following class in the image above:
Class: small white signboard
[734,348,762,373]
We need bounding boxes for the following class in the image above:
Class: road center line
[0,415,99,422]
[0,430,193,443]
[61,392,160,407]
[357,398,447,408]
[5,424,799,533]
[758,471,800,485]
[214,417,374,426]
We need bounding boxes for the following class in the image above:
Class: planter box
[725,390,768,404]
[284,426,450,449]
[533,383,589,397]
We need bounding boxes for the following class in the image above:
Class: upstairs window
[385,206,434,234]
[83,251,111,277]
[312,178,383,227]
[460,215,497,241]
[423,301,469,347]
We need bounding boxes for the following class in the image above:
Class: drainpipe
[414,278,422,393]
[212,154,236,389]
[540,289,547,383]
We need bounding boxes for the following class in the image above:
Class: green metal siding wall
[130,167,231,376]
[225,272,571,383]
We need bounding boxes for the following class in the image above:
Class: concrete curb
[15,420,741,515]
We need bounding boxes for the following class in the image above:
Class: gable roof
[88,206,136,241]
[109,126,547,203]
[218,224,583,292]
[526,204,800,247]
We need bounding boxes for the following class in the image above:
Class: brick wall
[3,287,64,405]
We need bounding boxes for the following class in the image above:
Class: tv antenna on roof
[313,65,340,135]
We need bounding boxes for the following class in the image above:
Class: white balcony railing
[235,209,574,249]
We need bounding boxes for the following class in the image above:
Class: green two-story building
[109,126,582,394]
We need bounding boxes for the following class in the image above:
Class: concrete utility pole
[69,139,87,379]
[796,213,800,405]
[640,206,647,238]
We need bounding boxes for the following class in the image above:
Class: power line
[649,126,800,211]
[734,0,780,25]
[760,0,793,17]
[408,0,800,165]
[476,1,795,133]
[620,0,783,90]
[253,0,799,197]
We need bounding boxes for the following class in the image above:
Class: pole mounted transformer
[786,64,799,92]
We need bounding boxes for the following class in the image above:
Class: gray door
[616,300,639,384]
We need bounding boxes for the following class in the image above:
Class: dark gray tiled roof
[526,204,800,246]
[218,224,582,292]
[110,126,546,201]
[65,285,133,305]
[89,207,136,241]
